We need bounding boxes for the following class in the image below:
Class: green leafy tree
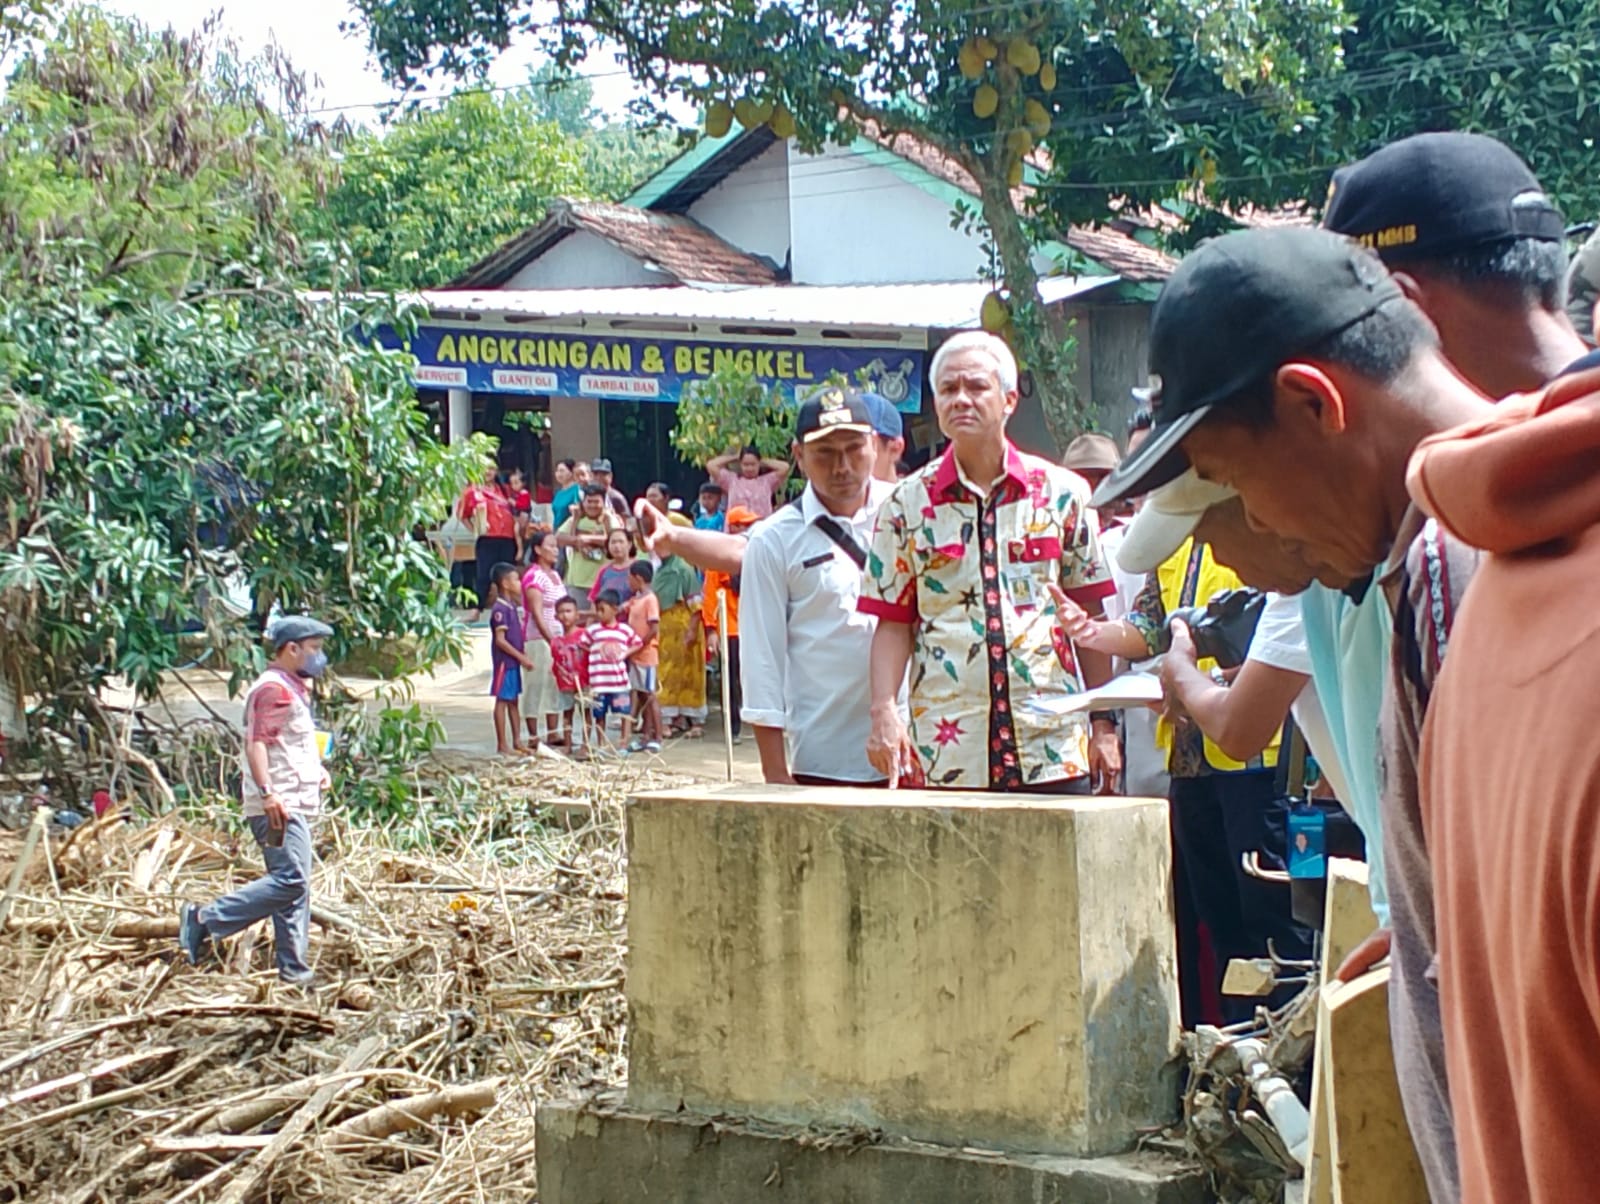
[350,0,1348,447]
[0,9,483,772]
[525,63,679,201]
[526,61,600,135]
[306,89,591,290]
[669,363,795,466]
[1018,0,1600,252]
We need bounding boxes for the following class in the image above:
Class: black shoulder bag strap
[813,514,867,570]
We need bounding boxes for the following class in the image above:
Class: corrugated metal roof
[403,276,1118,333]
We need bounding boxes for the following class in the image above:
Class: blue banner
[374,324,924,411]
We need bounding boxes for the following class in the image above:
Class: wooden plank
[1304,856,1379,1204]
[1322,967,1428,1204]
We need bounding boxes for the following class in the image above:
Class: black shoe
[178,903,209,966]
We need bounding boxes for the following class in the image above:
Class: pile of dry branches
[0,751,686,1203]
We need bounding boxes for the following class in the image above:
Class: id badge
[1004,563,1043,610]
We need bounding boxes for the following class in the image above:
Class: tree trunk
[975,168,1087,453]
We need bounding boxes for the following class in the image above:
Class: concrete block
[626,784,1182,1157]
[537,1097,1210,1204]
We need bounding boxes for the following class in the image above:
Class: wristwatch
[1089,709,1120,728]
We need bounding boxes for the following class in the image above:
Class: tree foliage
[0,9,482,750]
[303,75,678,292]
[304,90,590,291]
[1034,0,1600,242]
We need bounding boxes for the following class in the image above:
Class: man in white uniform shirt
[739,387,897,785]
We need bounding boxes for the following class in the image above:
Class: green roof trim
[625,127,743,208]
[629,124,1137,285]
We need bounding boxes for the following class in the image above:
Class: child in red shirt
[550,597,589,750]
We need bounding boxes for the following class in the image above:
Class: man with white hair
[860,332,1120,793]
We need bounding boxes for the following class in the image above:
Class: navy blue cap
[862,391,904,439]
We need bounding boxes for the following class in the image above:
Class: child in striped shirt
[582,590,642,752]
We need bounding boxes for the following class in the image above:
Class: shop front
[378,313,926,503]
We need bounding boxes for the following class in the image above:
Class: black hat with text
[795,385,875,443]
[1091,226,1406,507]
[1323,131,1564,262]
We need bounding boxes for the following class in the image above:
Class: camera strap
[1177,541,1206,609]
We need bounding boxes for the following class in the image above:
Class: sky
[100,0,652,125]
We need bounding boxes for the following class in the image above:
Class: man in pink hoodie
[1408,370,1600,1204]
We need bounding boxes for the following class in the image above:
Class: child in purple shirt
[488,562,534,755]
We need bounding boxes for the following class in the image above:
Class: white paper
[1018,672,1164,717]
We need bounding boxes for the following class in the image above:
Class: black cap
[1091,226,1406,507]
[794,385,875,443]
[1323,131,1564,262]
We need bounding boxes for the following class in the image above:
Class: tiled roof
[562,201,779,284]
[1061,226,1177,284]
[862,122,1177,283]
[451,199,779,289]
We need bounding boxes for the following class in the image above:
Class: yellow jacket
[1153,538,1280,772]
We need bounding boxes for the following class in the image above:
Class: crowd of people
[187,127,1600,1204]
[451,397,907,758]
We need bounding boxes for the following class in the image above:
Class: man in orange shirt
[1409,364,1600,1204]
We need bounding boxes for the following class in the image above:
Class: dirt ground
[109,623,766,785]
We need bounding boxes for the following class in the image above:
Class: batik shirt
[859,442,1113,788]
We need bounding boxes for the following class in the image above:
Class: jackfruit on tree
[705,100,734,138]
[1024,98,1051,139]
[980,290,1009,333]
[1006,38,1042,76]
[973,83,999,119]
[1039,61,1057,91]
[958,39,985,80]
[768,104,796,139]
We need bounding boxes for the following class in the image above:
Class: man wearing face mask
[179,615,333,986]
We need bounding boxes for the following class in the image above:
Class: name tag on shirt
[1005,535,1061,609]
[800,553,834,570]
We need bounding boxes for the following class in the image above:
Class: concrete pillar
[447,388,472,446]
[624,784,1182,1158]
[548,395,600,465]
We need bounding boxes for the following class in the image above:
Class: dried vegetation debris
[0,753,685,1203]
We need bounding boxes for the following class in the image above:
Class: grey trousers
[199,813,313,980]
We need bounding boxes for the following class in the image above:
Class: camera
[1150,587,1267,669]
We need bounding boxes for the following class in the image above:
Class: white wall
[549,395,601,466]
[788,143,988,285]
[686,139,792,268]
[505,231,660,289]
